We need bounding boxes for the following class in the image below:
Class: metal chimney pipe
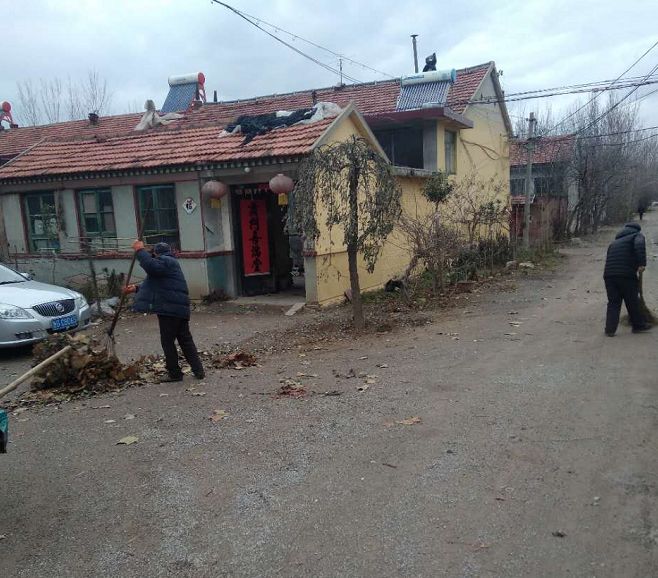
[411,34,419,73]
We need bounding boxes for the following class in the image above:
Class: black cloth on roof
[603,222,646,279]
[227,108,315,144]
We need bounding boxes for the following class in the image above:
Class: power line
[544,39,658,135]
[458,77,658,108]
[589,132,658,146]
[211,0,364,84]
[211,2,396,80]
[578,62,658,134]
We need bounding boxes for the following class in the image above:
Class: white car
[0,263,91,348]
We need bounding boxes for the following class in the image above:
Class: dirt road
[1,217,657,577]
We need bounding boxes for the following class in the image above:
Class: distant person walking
[603,222,651,336]
[124,240,205,381]
[638,205,645,221]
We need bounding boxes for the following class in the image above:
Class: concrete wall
[1,193,26,253]
[112,185,138,241]
[58,189,81,254]
[176,181,204,251]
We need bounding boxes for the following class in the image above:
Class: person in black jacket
[603,222,650,336]
[124,240,205,382]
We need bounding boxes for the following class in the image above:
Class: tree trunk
[348,166,364,330]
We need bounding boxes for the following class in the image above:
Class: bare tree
[40,78,63,123]
[563,94,644,234]
[444,173,508,244]
[16,80,41,126]
[80,70,112,115]
[14,70,113,126]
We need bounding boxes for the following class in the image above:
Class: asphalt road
[1,216,657,577]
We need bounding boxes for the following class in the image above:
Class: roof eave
[364,107,474,129]
[0,155,307,188]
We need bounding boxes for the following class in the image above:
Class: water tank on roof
[401,69,457,86]
[168,73,205,87]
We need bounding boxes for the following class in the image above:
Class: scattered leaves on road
[213,351,257,370]
[210,409,229,423]
[396,416,422,426]
[278,382,307,398]
[552,530,566,538]
[117,436,138,445]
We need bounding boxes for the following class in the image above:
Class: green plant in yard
[422,170,454,207]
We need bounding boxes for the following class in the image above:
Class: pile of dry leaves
[31,333,142,393]
[212,351,257,370]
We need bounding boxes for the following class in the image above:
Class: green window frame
[78,188,116,246]
[445,130,457,175]
[137,184,180,249]
[24,192,60,252]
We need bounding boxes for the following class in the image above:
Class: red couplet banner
[240,198,270,276]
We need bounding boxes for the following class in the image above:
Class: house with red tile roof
[509,135,576,244]
[0,61,511,304]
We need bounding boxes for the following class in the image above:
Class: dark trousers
[605,276,644,333]
[157,315,204,377]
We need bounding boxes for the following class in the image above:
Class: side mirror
[21,272,33,281]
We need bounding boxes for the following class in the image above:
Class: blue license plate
[51,314,78,332]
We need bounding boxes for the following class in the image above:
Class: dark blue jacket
[133,249,191,319]
[604,223,646,279]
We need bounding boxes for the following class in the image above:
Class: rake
[105,195,152,354]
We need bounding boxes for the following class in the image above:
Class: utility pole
[523,112,536,249]
[411,34,419,73]
[339,58,343,85]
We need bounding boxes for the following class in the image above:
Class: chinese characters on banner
[240,198,270,276]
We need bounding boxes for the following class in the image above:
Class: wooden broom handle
[0,346,72,399]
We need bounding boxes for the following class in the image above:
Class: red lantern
[201,180,229,199]
[268,173,294,195]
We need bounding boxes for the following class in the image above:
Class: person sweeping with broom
[123,240,205,382]
[603,222,652,336]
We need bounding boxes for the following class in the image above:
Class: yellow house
[0,62,511,306]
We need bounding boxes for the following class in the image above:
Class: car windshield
[0,264,28,285]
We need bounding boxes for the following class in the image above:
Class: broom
[638,271,656,325]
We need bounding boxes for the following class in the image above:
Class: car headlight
[0,303,32,319]
[74,293,88,307]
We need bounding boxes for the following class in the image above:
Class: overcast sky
[3,0,658,130]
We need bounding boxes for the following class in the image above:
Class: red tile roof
[0,113,143,159]
[0,119,333,181]
[0,63,495,181]
[0,63,493,157]
[510,135,575,166]
[446,62,492,113]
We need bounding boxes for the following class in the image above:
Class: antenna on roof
[411,35,419,73]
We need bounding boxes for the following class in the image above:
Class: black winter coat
[132,249,191,319]
[603,223,646,279]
